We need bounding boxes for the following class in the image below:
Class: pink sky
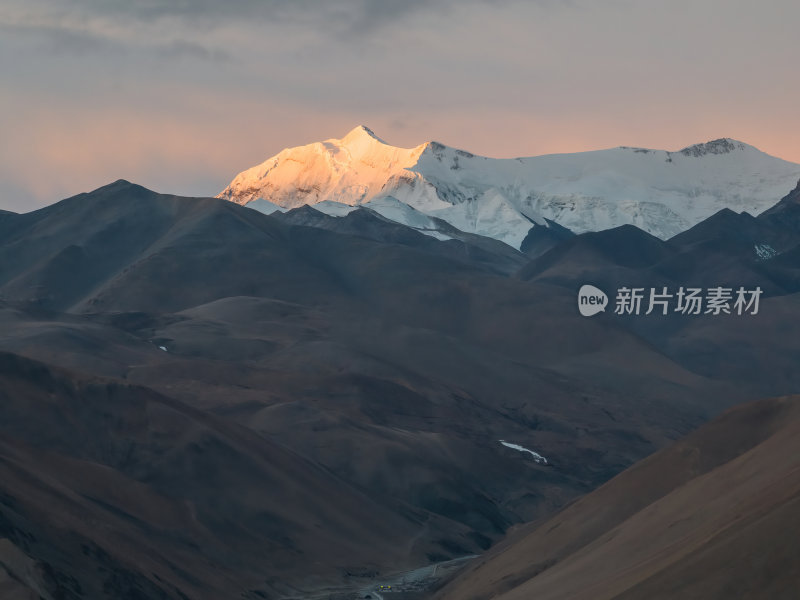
[1,0,798,212]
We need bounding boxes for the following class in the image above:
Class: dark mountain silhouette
[273,204,530,275]
[518,224,675,286]
[759,178,800,220]
[1,179,799,597]
[519,219,575,259]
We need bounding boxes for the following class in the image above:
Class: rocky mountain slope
[435,395,800,600]
[2,179,800,597]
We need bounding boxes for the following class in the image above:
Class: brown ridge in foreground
[435,395,800,600]
[0,351,475,599]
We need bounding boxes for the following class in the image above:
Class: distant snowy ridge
[219,126,800,247]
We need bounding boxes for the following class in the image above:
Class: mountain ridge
[4,179,800,596]
[219,127,800,248]
[435,395,800,600]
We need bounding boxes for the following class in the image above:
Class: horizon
[4,125,799,215]
[244,125,795,158]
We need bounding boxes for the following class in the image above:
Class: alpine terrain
[0,168,798,598]
[219,126,800,248]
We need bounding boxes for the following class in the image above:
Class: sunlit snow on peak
[220,127,800,248]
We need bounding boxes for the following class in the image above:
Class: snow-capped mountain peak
[341,124,387,145]
[219,125,430,209]
[219,128,800,248]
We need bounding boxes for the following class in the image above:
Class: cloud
[0,0,798,212]
[0,21,121,54]
[0,1,238,61]
[2,0,526,38]
[154,40,233,63]
[50,0,438,22]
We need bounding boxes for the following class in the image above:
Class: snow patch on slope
[499,440,548,465]
[754,243,778,261]
[312,201,357,217]
[245,198,286,216]
[305,197,452,240]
